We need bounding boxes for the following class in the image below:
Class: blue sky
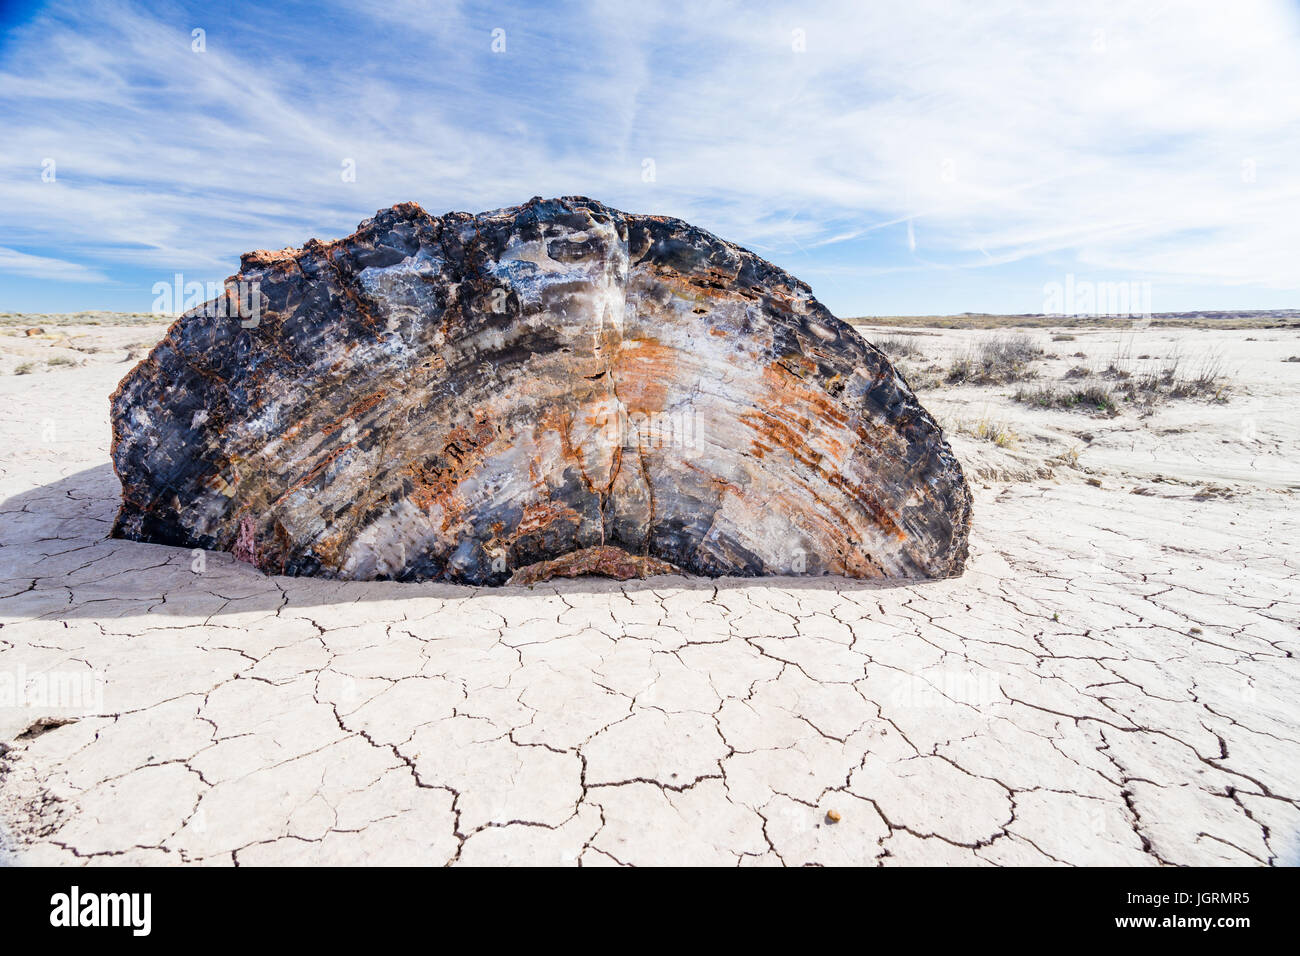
[1,0,1298,316]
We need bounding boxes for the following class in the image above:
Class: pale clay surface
[0,322,1296,866]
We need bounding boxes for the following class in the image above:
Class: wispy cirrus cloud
[1,0,1298,314]
[0,246,109,282]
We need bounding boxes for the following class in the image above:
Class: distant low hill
[0,312,165,327]
[848,311,1300,330]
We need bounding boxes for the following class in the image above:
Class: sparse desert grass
[946,332,1044,385]
[13,362,35,375]
[1014,382,1118,414]
[1026,344,1232,416]
[1107,346,1229,406]
[871,334,943,389]
[45,356,78,368]
[873,335,926,360]
[1052,333,1076,341]
[1167,350,1228,398]
[952,415,1020,448]
[1052,443,1084,468]
[891,359,945,391]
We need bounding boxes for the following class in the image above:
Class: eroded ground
[0,321,1297,865]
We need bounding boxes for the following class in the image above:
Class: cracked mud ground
[1,321,1297,866]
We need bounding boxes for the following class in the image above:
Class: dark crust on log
[109,196,972,585]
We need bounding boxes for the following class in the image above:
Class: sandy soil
[0,320,1296,866]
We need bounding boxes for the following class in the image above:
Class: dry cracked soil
[0,317,1296,866]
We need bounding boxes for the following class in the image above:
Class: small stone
[825,809,842,824]
[1086,477,1103,487]
[508,545,678,586]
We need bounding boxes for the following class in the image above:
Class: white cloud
[0,0,1297,301]
[0,247,109,283]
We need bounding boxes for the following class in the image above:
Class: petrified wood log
[110,197,971,585]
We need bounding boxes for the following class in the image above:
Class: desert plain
[0,312,1296,866]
